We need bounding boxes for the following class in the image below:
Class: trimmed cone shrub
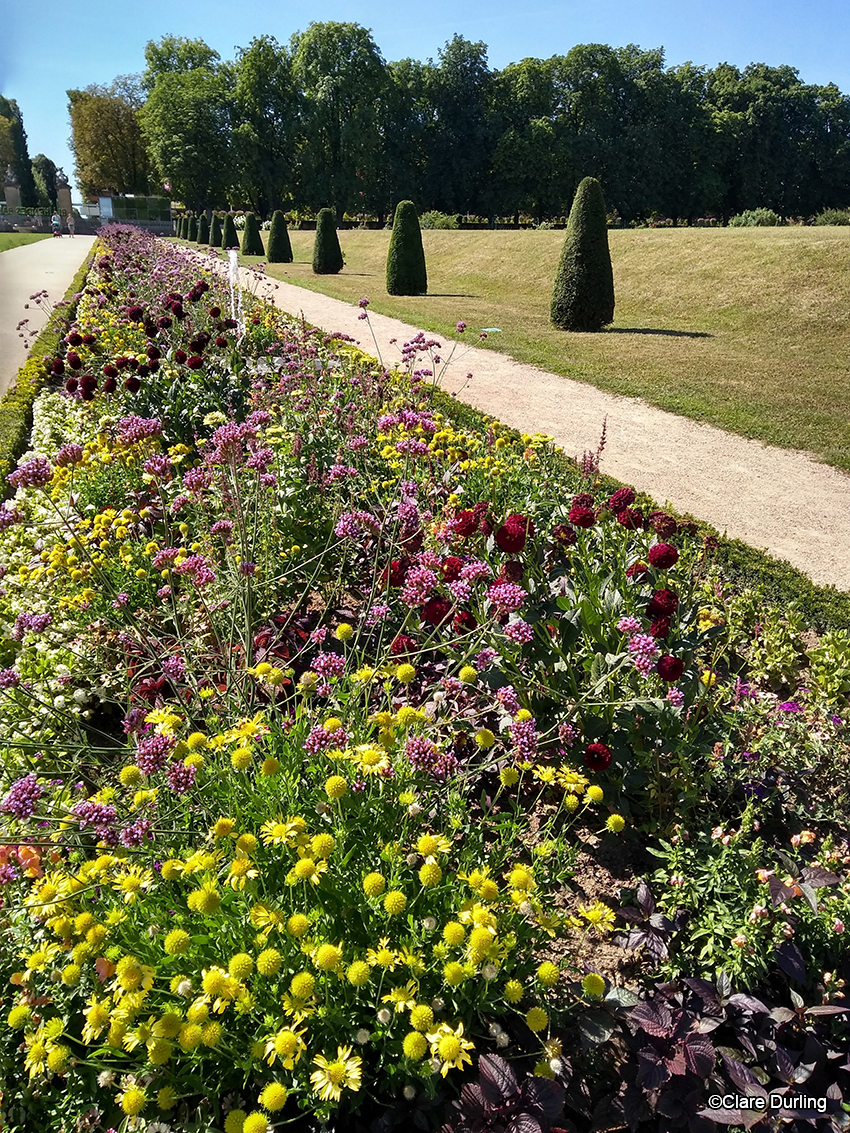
[187,215,198,242]
[177,216,185,239]
[312,208,344,274]
[197,214,210,244]
[222,213,239,250]
[210,213,223,247]
[550,176,615,331]
[241,212,265,256]
[267,210,293,263]
[386,200,427,295]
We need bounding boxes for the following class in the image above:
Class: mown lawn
[232,226,850,472]
[0,232,51,252]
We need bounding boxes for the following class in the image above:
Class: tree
[386,200,427,294]
[67,77,151,196]
[198,213,210,243]
[222,213,239,249]
[550,177,614,331]
[140,67,231,211]
[210,213,223,246]
[312,207,343,273]
[230,36,298,216]
[267,210,293,262]
[0,96,37,206]
[141,35,222,93]
[368,58,435,222]
[292,22,387,219]
[241,213,264,255]
[31,154,59,209]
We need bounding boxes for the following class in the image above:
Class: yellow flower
[458,665,477,684]
[381,979,418,1013]
[310,1045,362,1102]
[475,728,495,749]
[211,817,236,838]
[287,855,328,885]
[334,623,354,642]
[157,1086,178,1110]
[228,855,259,889]
[606,814,626,833]
[410,1003,434,1031]
[395,663,416,684]
[119,1086,147,1115]
[403,1031,428,1059]
[577,901,616,934]
[425,1021,474,1076]
[346,960,371,987]
[443,961,466,986]
[701,670,717,687]
[526,1006,549,1032]
[536,962,559,987]
[314,943,343,971]
[586,785,604,803]
[265,1026,306,1069]
[417,833,451,858]
[325,775,348,799]
[582,972,606,998]
[367,938,399,969]
[260,815,306,846]
[500,767,519,787]
[363,872,386,896]
[504,979,523,1003]
[257,949,282,976]
[383,890,407,915]
[311,833,335,859]
[419,862,443,887]
[259,1082,288,1111]
[187,880,222,915]
[349,744,391,775]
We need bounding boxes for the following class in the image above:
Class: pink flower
[833,919,845,933]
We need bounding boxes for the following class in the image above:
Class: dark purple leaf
[716,970,733,1000]
[637,1050,670,1090]
[459,1083,488,1119]
[805,1005,849,1016]
[773,1046,795,1083]
[800,865,839,887]
[727,993,770,1014]
[683,978,721,1011]
[637,879,656,915]
[479,1053,519,1105]
[769,876,796,906]
[775,940,808,984]
[720,1052,768,1097]
[523,1078,565,1120]
[605,986,640,1009]
[797,880,819,914]
[507,1116,543,1133]
[629,999,673,1037]
[769,1007,796,1024]
[696,1106,753,1126]
[579,1010,616,1048]
[683,1035,716,1077]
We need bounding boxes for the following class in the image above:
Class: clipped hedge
[0,247,95,499]
[241,212,265,256]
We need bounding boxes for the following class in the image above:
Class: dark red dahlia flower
[647,588,678,617]
[453,610,478,633]
[648,543,679,569]
[607,487,635,513]
[187,356,204,370]
[124,376,141,393]
[102,363,118,378]
[650,617,670,639]
[626,562,649,579]
[102,377,117,394]
[551,523,577,547]
[451,509,478,537]
[67,332,83,347]
[569,504,595,529]
[389,634,416,656]
[616,507,644,530]
[495,513,535,554]
[584,742,613,772]
[421,597,452,625]
[64,377,78,392]
[656,655,684,681]
[174,350,187,364]
[441,557,463,582]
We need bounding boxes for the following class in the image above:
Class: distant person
[66,212,76,237]
[51,212,61,237]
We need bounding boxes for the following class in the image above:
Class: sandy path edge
[198,248,850,593]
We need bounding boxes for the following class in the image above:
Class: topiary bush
[221,213,239,250]
[209,212,223,247]
[312,208,344,274]
[197,213,210,244]
[187,214,198,241]
[728,208,783,227]
[550,176,615,332]
[266,210,293,263]
[241,212,265,256]
[386,200,427,296]
[814,207,850,226]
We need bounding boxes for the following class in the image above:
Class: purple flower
[7,457,53,489]
[617,616,642,635]
[313,652,345,679]
[496,685,521,716]
[509,718,537,759]
[365,603,390,625]
[475,647,498,669]
[162,655,186,681]
[304,724,348,754]
[487,581,527,615]
[778,700,802,714]
[167,760,197,793]
[0,667,22,688]
[120,816,153,848]
[2,773,43,819]
[135,733,175,775]
[504,619,534,645]
[401,566,438,606]
[665,687,685,708]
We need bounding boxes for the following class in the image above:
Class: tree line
[59,28,850,224]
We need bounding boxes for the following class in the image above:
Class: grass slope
[243,227,850,472]
[0,233,51,253]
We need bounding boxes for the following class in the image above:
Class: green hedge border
[0,245,96,500]
[430,389,850,631]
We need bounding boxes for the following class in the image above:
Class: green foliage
[728,208,783,227]
[806,630,850,700]
[209,212,223,247]
[187,214,198,241]
[30,154,58,210]
[550,176,615,331]
[66,78,150,198]
[814,207,850,225]
[419,209,458,229]
[197,213,210,243]
[240,212,265,256]
[221,213,239,249]
[312,207,344,274]
[266,209,293,262]
[0,95,37,206]
[386,200,427,295]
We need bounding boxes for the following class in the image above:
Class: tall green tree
[141,35,222,93]
[386,200,427,294]
[31,154,59,209]
[0,96,37,206]
[551,177,614,331]
[291,22,387,219]
[367,58,435,222]
[230,36,298,216]
[266,210,293,262]
[312,207,344,273]
[67,76,150,197]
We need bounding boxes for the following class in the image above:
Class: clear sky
[3,0,848,199]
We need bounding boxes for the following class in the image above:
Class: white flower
[482,963,498,981]
[176,978,193,997]
[488,1022,503,1037]
[496,1032,510,1048]
[519,900,534,916]
[407,803,422,817]
[355,1028,371,1044]
[431,997,445,1012]
[97,1070,116,1087]
[406,853,419,866]
[148,1123,173,1133]
[73,689,88,704]
[403,1085,416,1100]
[549,1058,563,1074]
[377,1008,392,1025]
[421,916,437,932]
[429,1057,441,1073]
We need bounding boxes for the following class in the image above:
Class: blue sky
[3,0,848,198]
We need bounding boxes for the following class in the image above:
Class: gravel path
[0,236,96,398]
[251,271,850,593]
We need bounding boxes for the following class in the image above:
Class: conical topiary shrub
[386,200,427,295]
[188,214,198,242]
[241,212,265,256]
[312,208,344,274]
[178,216,186,239]
[267,210,293,263]
[197,213,210,244]
[550,176,615,331]
[222,213,239,250]
[210,213,223,247]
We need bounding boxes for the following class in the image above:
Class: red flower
[174,349,187,364]
[82,333,97,346]
[79,375,97,392]
[649,511,678,537]
[616,507,644,530]
[650,617,670,639]
[187,355,204,370]
[551,523,577,547]
[209,306,222,318]
[498,560,524,583]
[64,377,78,392]
[380,558,409,588]
[441,557,463,582]
[626,561,648,579]
[114,356,128,370]
[494,513,535,554]
[127,305,144,321]
[102,377,117,394]
[147,346,161,360]
[569,504,595,528]
[389,634,416,656]
[647,588,678,617]
[102,363,118,378]
[607,487,635,513]
[66,352,82,371]
[584,742,613,772]
[51,358,65,375]
[656,655,684,681]
[421,598,452,625]
[215,336,228,348]
[67,332,83,347]
[572,493,594,508]
[454,610,478,633]
[451,509,477,537]
[124,376,141,393]
[648,543,679,569]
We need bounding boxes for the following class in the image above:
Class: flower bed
[1,225,848,1133]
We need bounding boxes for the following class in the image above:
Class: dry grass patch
[240,226,850,471]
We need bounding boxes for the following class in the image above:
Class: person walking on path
[66,212,75,237]
[51,212,61,237]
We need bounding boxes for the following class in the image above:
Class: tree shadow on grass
[607,327,712,338]
[419,292,479,299]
